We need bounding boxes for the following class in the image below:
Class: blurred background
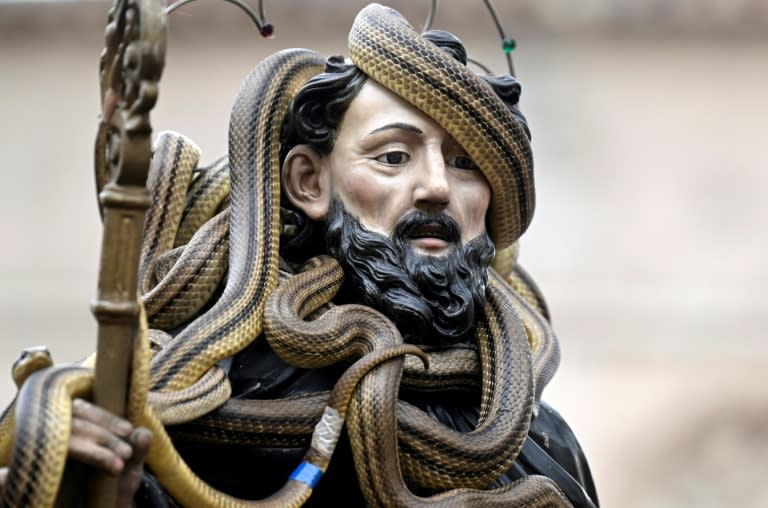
[1,0,766,505]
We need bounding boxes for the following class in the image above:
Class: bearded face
[324,197,495,345]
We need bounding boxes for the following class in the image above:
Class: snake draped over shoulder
[0,3,572,508]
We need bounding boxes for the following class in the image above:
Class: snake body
[147,48,326,393]
[174,155,230,247]
[0,347,54,471]
[264,258,534,491]
[345,279,570,506]
[0,3,575,507]
[1,366,93,507]
[139,132,231,331]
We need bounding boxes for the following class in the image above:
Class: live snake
[0,3,571,507]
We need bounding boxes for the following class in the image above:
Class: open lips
[404,221,459,250]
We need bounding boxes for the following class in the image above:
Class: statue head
[278,30,531,345]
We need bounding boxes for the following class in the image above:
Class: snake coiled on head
[349,3,535,249]
[0,3,571,507]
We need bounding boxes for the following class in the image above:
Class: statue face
[323,80,491,255]
[282,78,496,343]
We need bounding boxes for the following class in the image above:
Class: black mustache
[393,212,461,244]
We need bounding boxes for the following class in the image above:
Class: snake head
[11,346,53,388]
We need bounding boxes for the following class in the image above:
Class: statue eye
[375,151,410,165]
[447,155,478,171]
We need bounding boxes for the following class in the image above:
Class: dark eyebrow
[367,122,423,136]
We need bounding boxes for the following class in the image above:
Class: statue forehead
[338,79,461,146]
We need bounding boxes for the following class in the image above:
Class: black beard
[324,197,495,345]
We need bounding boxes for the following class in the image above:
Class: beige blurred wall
[1,1,767,506]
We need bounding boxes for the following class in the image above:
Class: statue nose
[413,151,450,210]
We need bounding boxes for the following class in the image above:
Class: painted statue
[0,2,598,507]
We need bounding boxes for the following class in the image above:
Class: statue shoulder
[524,401,600,508]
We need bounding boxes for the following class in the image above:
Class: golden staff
[90,0,166,504]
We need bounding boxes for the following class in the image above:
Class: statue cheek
[471,193,491,220]
[337,173,391,216]
[460,185,492,238]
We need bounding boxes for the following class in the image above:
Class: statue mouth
[394,212,461,253]
[403,221,460,253]
[407,222,454,242]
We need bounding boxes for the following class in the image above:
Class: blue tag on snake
[289,461,324,488]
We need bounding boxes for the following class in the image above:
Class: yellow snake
[0,3,571,507]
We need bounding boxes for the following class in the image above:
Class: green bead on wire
[502,37,517,54]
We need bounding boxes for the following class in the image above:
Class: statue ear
[282,145,331,220]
